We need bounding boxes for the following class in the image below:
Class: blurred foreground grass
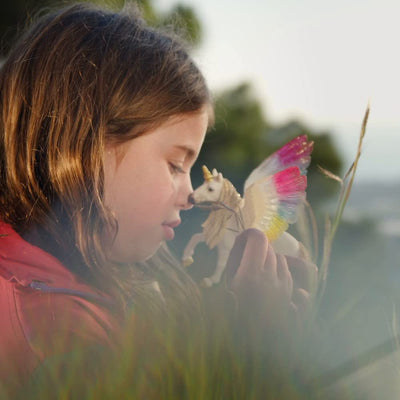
[7,106,400,399]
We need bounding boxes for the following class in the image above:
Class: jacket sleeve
[0,277,39,386]
[0,276,119,389]
[16,283,119,360]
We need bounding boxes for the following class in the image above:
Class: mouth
[162,219,181,240]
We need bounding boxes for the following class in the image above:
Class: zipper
[29,280,114,307]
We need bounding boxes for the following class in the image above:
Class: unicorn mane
[202,178,243,249]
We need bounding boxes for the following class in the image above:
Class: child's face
[103,108,209,263]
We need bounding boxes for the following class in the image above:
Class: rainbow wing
[242,135,312,240]
[244,135,313,192]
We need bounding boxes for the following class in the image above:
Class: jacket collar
[0,221,79,287]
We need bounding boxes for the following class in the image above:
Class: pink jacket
[0,222,119,387]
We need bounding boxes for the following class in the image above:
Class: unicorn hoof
[182,257,194,267]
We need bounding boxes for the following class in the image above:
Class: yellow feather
[265,215,289,241]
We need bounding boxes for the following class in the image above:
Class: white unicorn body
[182,169,300,287]
[182,135,313,287]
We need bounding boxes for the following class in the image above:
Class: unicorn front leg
[182,232,205,267]
[201,233,236,287]
[201,246,230,287]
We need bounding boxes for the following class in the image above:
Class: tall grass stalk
[314,104,370,310]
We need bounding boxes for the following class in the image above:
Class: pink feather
[273,166,307,196]
[276,135,313,173]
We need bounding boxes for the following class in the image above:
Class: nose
[178,175,194,210]
[181,192,194,210]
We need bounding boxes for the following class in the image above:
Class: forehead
[107,107,210,166]
[169,103,214,131]
[153,110,209,151]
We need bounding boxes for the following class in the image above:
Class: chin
[134,242,163,263]
[107,237,164,264]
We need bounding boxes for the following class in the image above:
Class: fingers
[227,230,317,302]
[225,229,315,336]
[289,288,312,332]
[286,255,318,292]
[227,229,293,302]
[225,228,268,284]
[238,229,269,277]
[263,240,277,279]
[225,230,248,283]
[292,288,311,315]
[276,254,293,298]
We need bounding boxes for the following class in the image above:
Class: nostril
[188,193,195,204]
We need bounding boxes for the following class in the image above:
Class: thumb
[225,229,269,286]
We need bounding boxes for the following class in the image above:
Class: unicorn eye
[208,187,214,192]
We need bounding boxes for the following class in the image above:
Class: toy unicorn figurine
[182,135,313,287]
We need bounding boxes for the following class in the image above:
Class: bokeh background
[2,0,399,397]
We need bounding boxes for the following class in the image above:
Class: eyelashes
[169,162,186,174]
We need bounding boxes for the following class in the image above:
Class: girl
[0,3,316,397]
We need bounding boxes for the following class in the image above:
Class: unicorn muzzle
[188,193,196,204]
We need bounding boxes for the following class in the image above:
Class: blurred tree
[1,0,341,206]
[162,4,201,45]
[193,81,343,207]
[0,0,202,57]
[192,83,273,190]
[0,0,46,55]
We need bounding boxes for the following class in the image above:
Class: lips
[162,219,181,240]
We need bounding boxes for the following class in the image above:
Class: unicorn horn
[202,165,213,182]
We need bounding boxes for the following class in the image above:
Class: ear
[218,172,223,180]
[212,168,218,177]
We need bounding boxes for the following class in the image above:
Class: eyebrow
[173,145,196,161]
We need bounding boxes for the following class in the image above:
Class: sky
[158,0,400,183]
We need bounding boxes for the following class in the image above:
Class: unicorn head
[190,165,224,204]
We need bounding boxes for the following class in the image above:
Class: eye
[208,187,214,192]
[169,162,185,174]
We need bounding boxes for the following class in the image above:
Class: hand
[286,254,318,330]
[226,229,294,333]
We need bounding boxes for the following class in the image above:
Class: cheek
[151,177,176,207]
[104,149,176,236]
[125,171,176,220]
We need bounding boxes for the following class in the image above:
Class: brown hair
[0,3,212,296]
